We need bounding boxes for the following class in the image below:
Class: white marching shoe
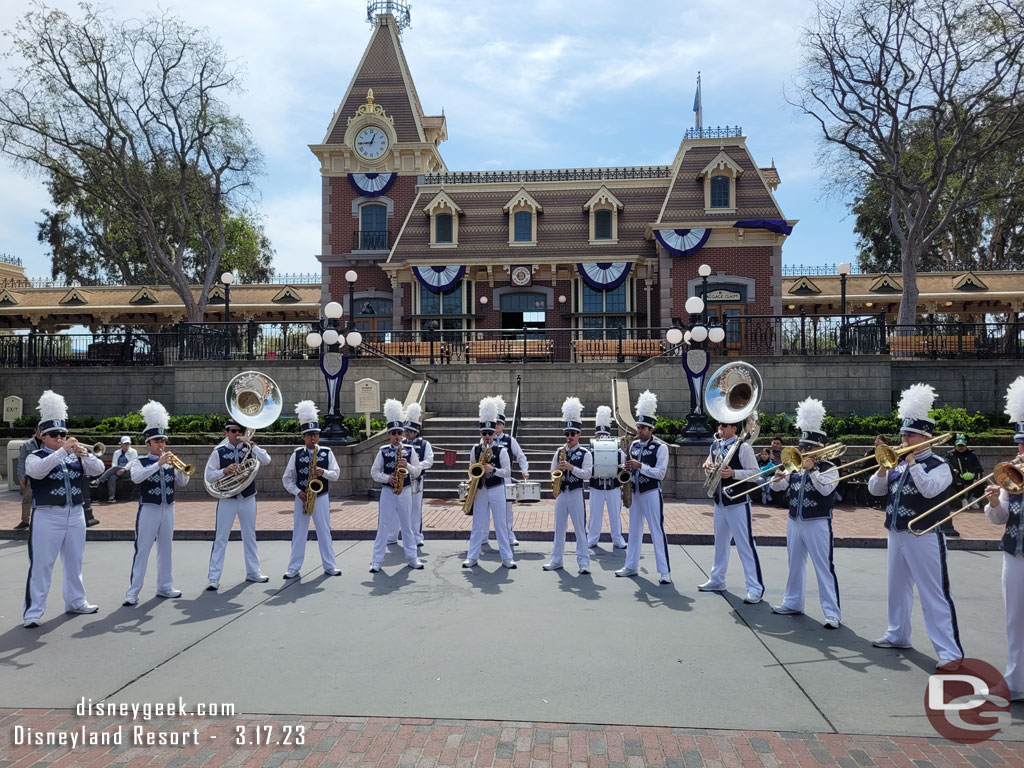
[122,595,138,606]
[206,580,220,591]
[771,604,802,615]
[658,573,672,584]
[542,562,563,571]
[697,581,726,592]
[66,603,99,615]
[246,572,270,583]
[615,567,638,577]
[157,589,182,598]
[283,570,300,579]
[368,563,382,573]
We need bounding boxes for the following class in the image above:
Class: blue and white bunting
[654,228,711,256]
[577,262,632,292]
[412,265,466,293]
[348,172,397,196]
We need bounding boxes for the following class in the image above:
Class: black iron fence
[1,316,1020,367]
[352,230,393,251]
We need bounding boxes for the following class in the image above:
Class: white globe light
[480,296,488,305]
[683,330,692,344]
[666,327,684,345]
[306,332,323,348]
[345,331,363,348]
[837,262,852,275]
[690,325,709,343]
[708,326,726,344]
[324,301,343,319]
[685,296,704,315]
[345,269,358,283]
[322,329,340,345]
[220,271,235,285]
[698,264,712,277]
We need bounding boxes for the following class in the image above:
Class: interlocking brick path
[0,493,1002,546]
[1,710,1021,767]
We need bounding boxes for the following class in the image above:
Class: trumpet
[831,433,953,482]
[909,455,1024,535]
[722,442,847,494]
[552,445,567,498]
[162,451,195,476]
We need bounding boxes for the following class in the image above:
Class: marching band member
[124,401,188,606]
[494,397,529,547]
[386,403,432,548]
[616,391,672,584]
[983,376,1024,700]
[868,383,963,669]
[587,405,627,549]
[699,415,764,602]
[462,397,516,569]
[282,401,341,579]
[23,391,104,627]
[542,397,593,574]
[205,418,272,590]
[369,399,423,572]
[769,398,841,628]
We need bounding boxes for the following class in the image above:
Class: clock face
[355,126,389,160]
[511,266,532,286]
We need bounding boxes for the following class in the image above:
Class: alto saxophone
[393,447,409,495]
[304,449,322,515]
[552,444,567,498]
[462,444,493,515]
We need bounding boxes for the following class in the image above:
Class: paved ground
[0,539,1021,767]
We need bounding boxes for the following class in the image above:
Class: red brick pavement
[1,710,1021,767]
[0,494,1001,545]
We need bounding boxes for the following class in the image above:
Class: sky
[0,0,857,281]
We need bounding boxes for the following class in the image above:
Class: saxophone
[552,444,567,498]
[393,446,409,495]
[461,443,493,515]
[303,449,322,515]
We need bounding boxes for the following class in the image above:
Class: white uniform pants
[506,500,517,543]
[549,489,590,568]
[623,490,670,575]
[708,500,764,597]
[387,489,425,545]
[288,493,337,572]
[126,503,175,599]
[587,487,625,547]
[467,483,512,562]
[882,530,963,663]
[208,495,261,581]
[373,487,418,565]
[24,505,89,621]
[778,516,840,619]
[1002,552,1024,696]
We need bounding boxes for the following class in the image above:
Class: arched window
[710,176,730,209]
[594,209,613,240]
[435,213,453,243]
[514,210,533,242]
[359,203,388,249]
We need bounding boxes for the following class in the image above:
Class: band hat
[478,396,499,433]
[120,436,131,444]
[294,399,321,434]
[384,398,405,432]
[225,417,242,430]
[494,396,507,424]
[37,390,68,435]
[561,396,584,434]
[140,400,170,442]
[1003,376,1024,443]
[795,397,827,448]
[404,402,422,433]
[634,390,657,428]
[594,405,613,435]
[897,383,937,436]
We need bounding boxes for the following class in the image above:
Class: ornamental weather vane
[367,0,411,31]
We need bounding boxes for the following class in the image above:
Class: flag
[443,449,457,468]
[693,87,700,113]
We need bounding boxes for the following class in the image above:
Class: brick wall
[668,245,774,318]
[326,175,418,256]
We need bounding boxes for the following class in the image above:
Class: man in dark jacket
[944,434,983,537]
[15,428,42,531]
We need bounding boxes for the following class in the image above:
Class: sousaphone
[702,361,762,497]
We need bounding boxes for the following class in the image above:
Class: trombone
[831,433,953,482]
[908,455,1024,536]
[725,443,847,499]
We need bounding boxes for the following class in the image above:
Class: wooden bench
[363,340,452,363]
[888,334,977,357]
[465,338,553,362]
[573,338,663,361]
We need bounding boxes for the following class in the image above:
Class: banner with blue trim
[654,228,711,256]
[412,265,466,293]
[348,172,397,197]
[577,262,632,291]
[733,219,793,235]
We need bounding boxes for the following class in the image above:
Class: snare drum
[516,481,541,502]
[590,438,621,480]
[505,482,519,501]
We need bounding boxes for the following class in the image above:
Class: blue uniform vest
[379,443,414,489]
[559,445,589,493]
[30,448,84,507]
[472,442,506,489]
[882,452,949,532]
[295,446,332,495]
[710,438,750,507]
[786,461,837,520]
[136,455,177,506]
[1000,493,1023,556]
[406,438,429,478]
[216,443,257,499]
[630,438,663,495]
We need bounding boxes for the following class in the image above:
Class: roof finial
[367,88,374,105]
[367,1,411,32]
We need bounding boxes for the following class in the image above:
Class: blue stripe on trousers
[936,531,964,657]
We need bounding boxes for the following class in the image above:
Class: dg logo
[926,658,1011,744]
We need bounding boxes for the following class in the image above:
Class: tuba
[205,371,283,500]
[702,361,763,497]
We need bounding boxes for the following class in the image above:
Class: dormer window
[699,151,743,214]
[583,186,623,244]
[503,188,542,246]
[423,190,462,248]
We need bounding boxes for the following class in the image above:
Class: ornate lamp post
[698,263,712,321]
[837,261,851,354]
[307,290,363,445]
[666,295,726,444]
[220,271,234,360]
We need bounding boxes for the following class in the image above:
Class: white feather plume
[1005,376,1024,423]
[384,398,404,424]
[635,390,657,419]
[897,383,937,421]
[37,390,67,423]
[405,402,422,424]
[561,396,583,422]
[494,396,506,417]
[478,396,498,423]
[795,398,826,433]
[595,405,612,429]
[294,399,319,424]
[140,400,170,432]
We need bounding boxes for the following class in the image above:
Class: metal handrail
[510,374,522,440]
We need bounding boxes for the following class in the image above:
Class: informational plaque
[3,395,22,427]
[354,378,380,415]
